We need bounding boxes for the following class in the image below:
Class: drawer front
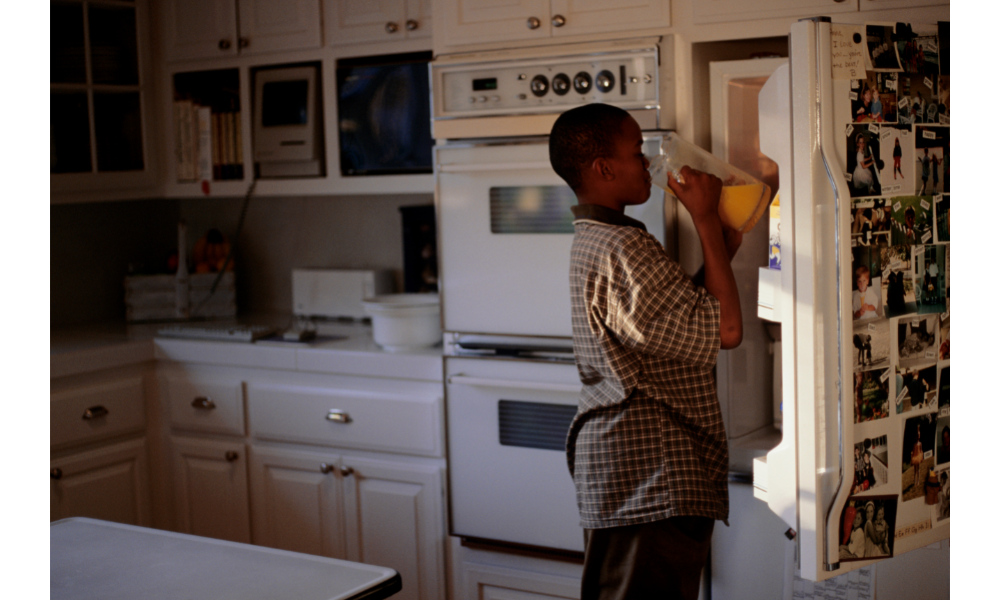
[51,376,146,447]
[247,382,443,457]
[164,375,245,436]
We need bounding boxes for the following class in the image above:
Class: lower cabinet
[50,437,152,526]
[169,435,251,543]
[249,445,445,600]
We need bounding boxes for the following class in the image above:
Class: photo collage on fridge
[840,21,949,563]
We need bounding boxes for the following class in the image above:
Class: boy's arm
[691,225,742,287]
[668,166,743,349]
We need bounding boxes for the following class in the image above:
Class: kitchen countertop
[51,316,444,382]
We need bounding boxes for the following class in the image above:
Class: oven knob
[517,93,527,100]
[530,74,549,97]
[596,70,615,93]
[478,96,488,103]
[469,97,477,103]
[552,73,570,95]
[491,95,500,102]
[573,72,592,94]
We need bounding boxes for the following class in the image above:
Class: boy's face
[857,272,869,292]
[608,116,652,207]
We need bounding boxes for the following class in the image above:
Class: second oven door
[435,138,665,338]
[445,356,584,552]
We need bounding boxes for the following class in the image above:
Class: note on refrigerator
[793,566,874,600]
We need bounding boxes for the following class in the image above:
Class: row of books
[174,100,244,182]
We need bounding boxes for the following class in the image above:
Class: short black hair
[549,103,631,191]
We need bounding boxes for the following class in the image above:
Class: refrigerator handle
[814,19,854,573]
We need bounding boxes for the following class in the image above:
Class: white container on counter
[362,294,442,352]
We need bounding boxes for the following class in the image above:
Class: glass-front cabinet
[51,0,156,200]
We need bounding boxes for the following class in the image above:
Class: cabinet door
[248,445,349,559]
[162,0,239,61]
[169,436,250,543]
[693,0,856,24]
[436,0,551,47]
[550,0,668,37]
[238,0,322,55]
[325,0,405,46]
[342,456,445,600]
[50,438,151,526]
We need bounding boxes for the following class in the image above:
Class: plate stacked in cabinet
[838,22,949,563]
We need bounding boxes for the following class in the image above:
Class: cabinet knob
[385,22,399,34]
[238,37,250,48]
[551,14,566,28]
[526,16,540,30]
[405,19,418,31]
[218,39,232,50]
[340,465,354,477]
[51,467,63,480]
[834,0,847,2]
[326,409,352,424]
[320,463,336,474]
[225,451,239,462]
[191,396,216,410]
[82,405,109,420]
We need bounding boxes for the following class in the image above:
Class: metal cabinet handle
[385,21,399,34]
[82,405,109,420]
[191,396,216,410]
[526,16,540,30]
[219,39,232,50]
[225,451,239,462]
[340,466,354,477]
[326,409,352,424]
[551,14,566,27]
[51,467,63,480]
[238,37,249,48]
[405,19,418,31]
[320,463,336,474]
[833,0,846,3]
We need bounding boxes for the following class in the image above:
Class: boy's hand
[666,165,723,222]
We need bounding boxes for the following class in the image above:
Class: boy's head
[855,265,870,290]
[905,206,915,227]
[549,104,649,206]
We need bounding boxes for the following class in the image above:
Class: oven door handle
[438,161,553,173]
[447,374,582,394]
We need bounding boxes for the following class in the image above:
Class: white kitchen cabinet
[50,438,152,526]
[50,0,157,201]
[50,367,152,526]
[249,446,444,600]
[169,435,252,543]
[859,0,947,10]
[161,0,322,62]
[325,0,431,47]
[692,0,948,24]
[434,0,669,48]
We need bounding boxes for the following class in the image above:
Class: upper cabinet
[433,0,669,48]
[162,0,322,62]
[325,0,432,47]
[51,0,157,200]
[693,0,948,24]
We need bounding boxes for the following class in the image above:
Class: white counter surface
[51,317,444,381]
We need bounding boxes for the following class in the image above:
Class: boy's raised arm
[667,166,743,350]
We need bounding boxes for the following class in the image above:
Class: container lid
[362,293,440,308]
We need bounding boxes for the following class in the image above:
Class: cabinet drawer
[51,376,146,448]
[163,375,246,436]
[247,382,443,457]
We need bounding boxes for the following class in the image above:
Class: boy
[549,103,743,600]
[853,265,880,320]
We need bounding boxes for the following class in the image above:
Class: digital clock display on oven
[472,78,498,91]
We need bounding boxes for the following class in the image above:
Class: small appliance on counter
[292,268,393,320]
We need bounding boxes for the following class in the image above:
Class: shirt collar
[570,203,647,232]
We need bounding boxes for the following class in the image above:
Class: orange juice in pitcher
[649,132,772,233]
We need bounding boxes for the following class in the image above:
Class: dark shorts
[581,516,715,600]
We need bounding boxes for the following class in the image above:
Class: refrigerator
[745,17,952,585]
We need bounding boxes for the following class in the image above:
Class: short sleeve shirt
[566,204,730,529]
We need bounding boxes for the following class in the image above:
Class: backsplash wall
[51,193,435,327]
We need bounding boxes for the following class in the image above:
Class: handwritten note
[831,25,867,80]
[896,519,932,540]
[793,566,873,600]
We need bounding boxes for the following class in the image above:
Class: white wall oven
[432,37,675,555]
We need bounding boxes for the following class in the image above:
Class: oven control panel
[433,47,659,119]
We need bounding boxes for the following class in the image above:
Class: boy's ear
[590,156,615,182]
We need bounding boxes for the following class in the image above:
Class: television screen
[337,51,433,176]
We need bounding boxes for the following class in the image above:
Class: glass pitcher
[649,132,772,233]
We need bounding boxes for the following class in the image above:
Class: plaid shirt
[567,204,730,528]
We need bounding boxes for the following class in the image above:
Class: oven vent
[498,400,577,451]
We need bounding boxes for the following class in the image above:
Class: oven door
[445,356,584,553]
[435,137,666,338]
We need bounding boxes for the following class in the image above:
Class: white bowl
[362,294,442,352]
